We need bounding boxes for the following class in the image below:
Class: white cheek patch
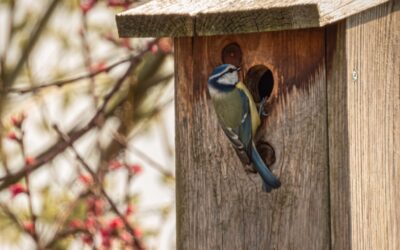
[217,72,238,85]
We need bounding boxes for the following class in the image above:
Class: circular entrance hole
[245,65,274,103]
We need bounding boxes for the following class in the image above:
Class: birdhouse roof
[116,0,389,37]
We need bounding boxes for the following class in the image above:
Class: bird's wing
[221,89,253,156]
[237,90,253,152]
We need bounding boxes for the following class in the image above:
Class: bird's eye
[227,68,235,73]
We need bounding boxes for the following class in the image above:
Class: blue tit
[207,64,281,192]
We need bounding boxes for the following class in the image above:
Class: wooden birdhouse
[116,1,399,249]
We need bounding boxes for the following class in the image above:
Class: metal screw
[352,70,358,81]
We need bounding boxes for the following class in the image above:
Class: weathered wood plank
[328,1,400,249]
[117,0,389,37]
[175,28,330,250]
[326,21,352,250]
[345,1,400,249]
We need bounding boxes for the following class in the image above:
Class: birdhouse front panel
[175,29,330,249]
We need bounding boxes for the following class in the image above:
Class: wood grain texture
[175,29,330,250]
[327,1,400,249]
[326,21,352,250]
[345,1,400,249]
[117,0,389,37]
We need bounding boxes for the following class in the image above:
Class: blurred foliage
[0,0,175,249]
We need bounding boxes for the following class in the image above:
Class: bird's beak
[236,67,241,72]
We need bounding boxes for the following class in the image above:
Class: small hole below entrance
[245,65,274,103]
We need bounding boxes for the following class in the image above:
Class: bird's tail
[251,143,281,190]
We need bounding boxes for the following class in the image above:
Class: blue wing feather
[237,90,280,190]
[218,88,280,191]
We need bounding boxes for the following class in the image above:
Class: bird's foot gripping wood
[233,147,257,173]
[244,164,257,173]
[258,96,269,118]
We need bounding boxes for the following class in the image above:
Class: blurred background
[0,0,175,249]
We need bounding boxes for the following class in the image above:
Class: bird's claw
[258,97,269,118]
[244,164,257,173]
[260,110,268,118]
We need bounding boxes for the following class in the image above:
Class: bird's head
[208,64,240,90]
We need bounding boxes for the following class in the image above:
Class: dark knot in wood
[221,43,242,67]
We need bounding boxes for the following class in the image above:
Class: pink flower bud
[109,160,123,170]
[90,62,107,73]
[79,174,93,185]
[6,132,18,141]
[130,164,142,175]
[80,0,97,14]
[120,231,132,244]
[108,217,123,230]
[150,44,159,54]
[125,205,134,216]
[134,228,142,238]
[102,236,111,248]
[23,221,35,234]
[84,216,96,230]
[82,234,93,245]
[10,113,26,128]
[69,219,84,229]
[9,183,27,198]
[25,156,36,166]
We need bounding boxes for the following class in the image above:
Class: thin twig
[53,125,145,250]
[44,191,91,248]
[0,203,23,230]
[113,132,174,179]
[5,56,133,94]
[80,13,97,105]
[0,202,43,249]
[18,132,40,246]
[0,0,15,84]
[0,41,157,190]
[5,0,60,87]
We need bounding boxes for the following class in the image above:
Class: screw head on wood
[352,70,358,81]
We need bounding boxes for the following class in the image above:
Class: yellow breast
[235,82,261,136]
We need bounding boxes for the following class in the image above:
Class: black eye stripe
[222,68,236,75]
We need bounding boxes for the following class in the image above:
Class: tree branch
[0,41,156,190]
[114,132,175,179]
[53,125,145,250]
[4,56,133,94]
[5,0,60,87]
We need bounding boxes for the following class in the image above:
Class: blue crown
[210,64,231,78]
[208,64,237,92]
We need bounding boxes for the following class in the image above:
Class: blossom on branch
[108,217,124,231]
[23,221,35,234]
[80,0,97,14]
[10,113,26,128]
[125,205,134,216]
[6,132,19,141]
[9,183,27,198]
[25,156,36,166]
[130,164,143,175]
[109,160,123,170]
[79,174,93,186]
